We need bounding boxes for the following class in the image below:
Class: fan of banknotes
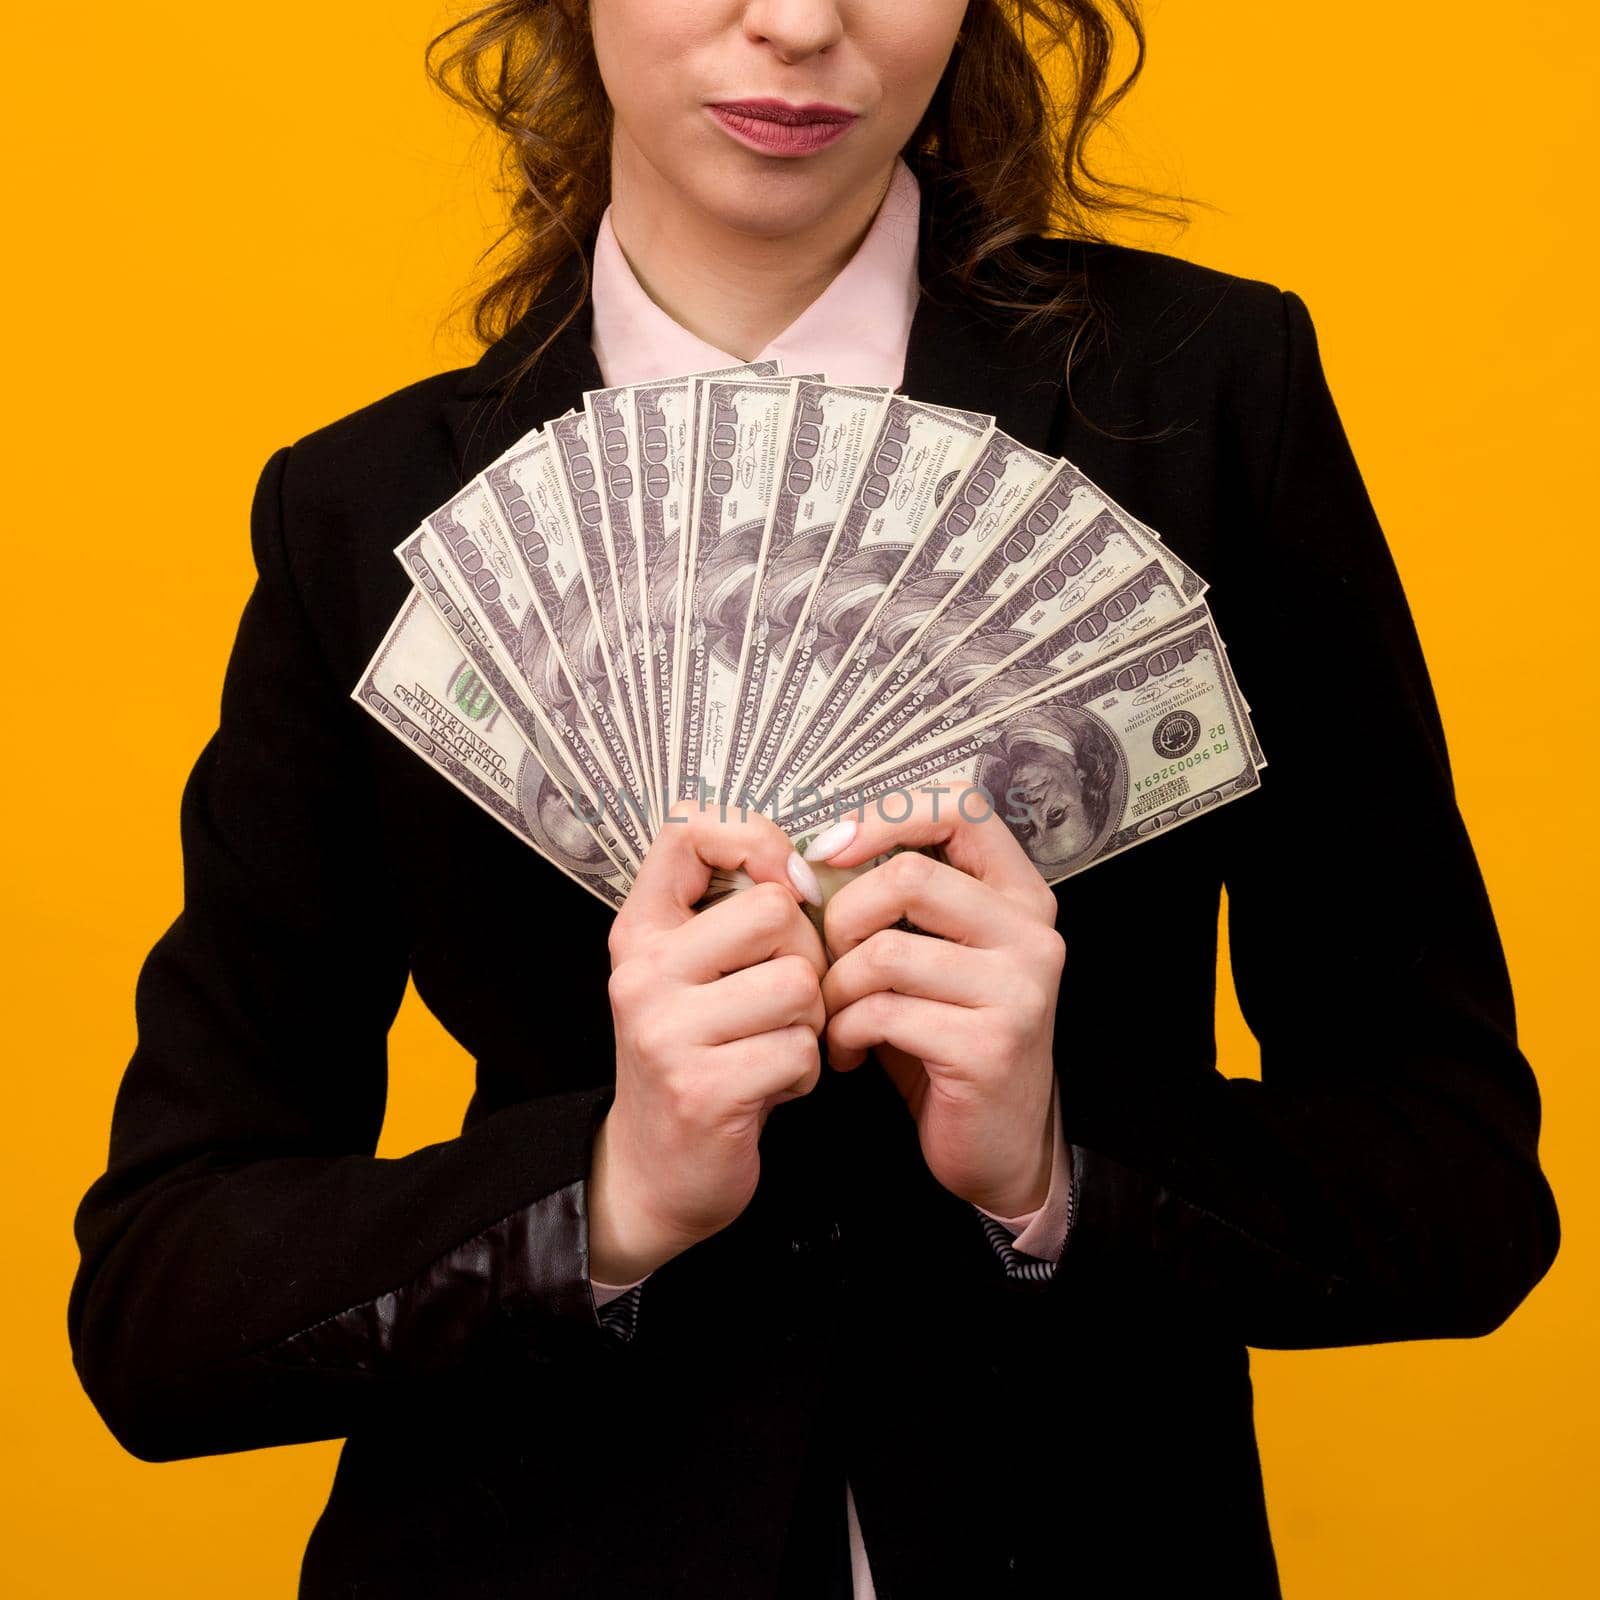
[352,363,1265,912]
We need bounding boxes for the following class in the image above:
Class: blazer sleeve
[67,445,625,1467]
[1045,289,1560,1347]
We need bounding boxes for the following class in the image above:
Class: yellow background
[3,2,1594,1591]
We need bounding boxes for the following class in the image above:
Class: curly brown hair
[427,0,1180,384]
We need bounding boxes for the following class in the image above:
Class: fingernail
[786,850,824,907]
[802,818,857,863]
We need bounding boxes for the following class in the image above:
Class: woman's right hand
[588,799,829,1285]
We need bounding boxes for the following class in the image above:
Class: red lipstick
[706,98,859,157]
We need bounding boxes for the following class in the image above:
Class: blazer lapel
[442,243,605,484]
[443,236,1071,482]
[898,270,1071,454]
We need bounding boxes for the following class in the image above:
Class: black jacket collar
[442,231,1074,483]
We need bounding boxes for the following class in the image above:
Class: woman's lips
[706,101,858,157]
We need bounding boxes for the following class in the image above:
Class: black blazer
[69,235,1559,1599]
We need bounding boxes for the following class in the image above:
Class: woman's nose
[741,0,847,63]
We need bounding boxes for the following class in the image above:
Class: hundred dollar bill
[671,375,818,805]
[804,475,1202,789]
[673,377,729,719]
[546,410,651,807]
[780,607,1263,884]
[719,380,893,798]
[396,527,649,868]
[479,426,651,837]
[415,481,646,859]
[763,428,1055,799]
[607,362,782,831]
[845,556,1202,776]
[826,532,1205,785]
[738,394,994,808]
[583,383,659,827]
[973,592,1268,778]
[792,460,1194,787]
[353,590,631,909]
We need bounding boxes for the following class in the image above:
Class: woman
[67,2,1559,1597]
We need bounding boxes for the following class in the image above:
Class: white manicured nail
[787,851,824,907]
[802,819,857,863]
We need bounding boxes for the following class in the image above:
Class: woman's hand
[589,800,830,1284]
[811,795,1066,1219]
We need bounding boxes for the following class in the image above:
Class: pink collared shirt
[586,153,1072,1598]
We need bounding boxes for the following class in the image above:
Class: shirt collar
[589,154,921,391]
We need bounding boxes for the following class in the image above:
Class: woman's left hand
[810,793,1066,1218]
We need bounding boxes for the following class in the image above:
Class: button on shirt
[584,152,1074,1599]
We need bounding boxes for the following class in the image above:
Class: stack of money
[353,364,1265,911]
